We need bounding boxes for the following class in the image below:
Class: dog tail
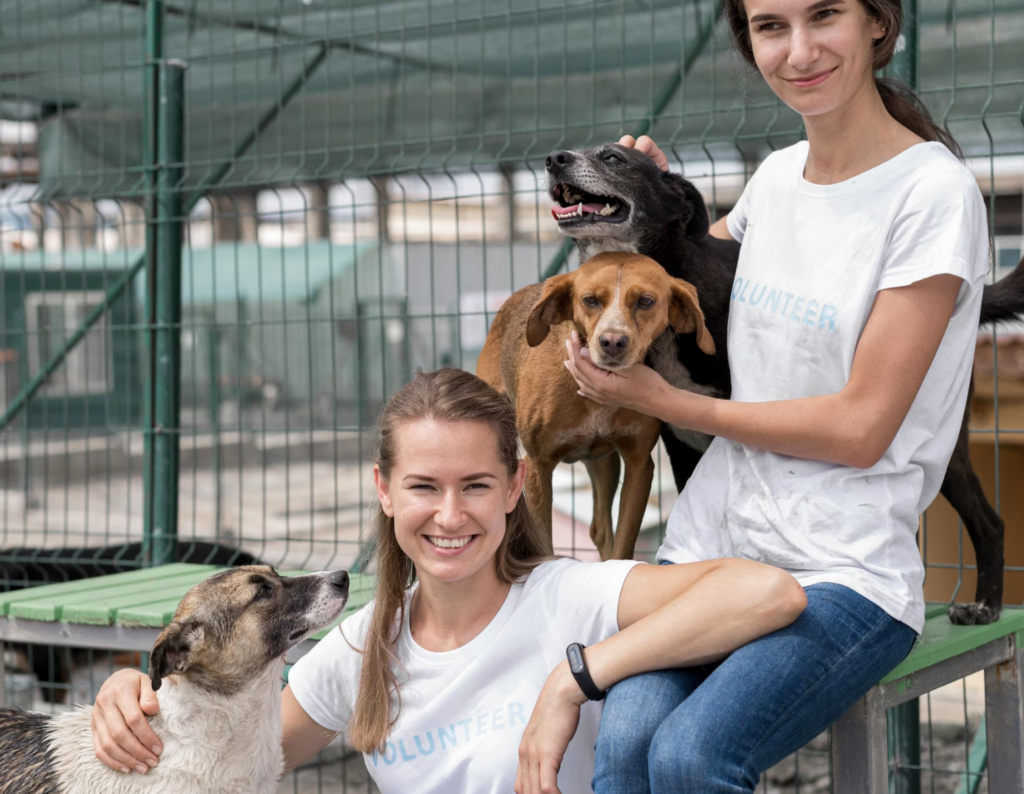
[980,254,1024,326]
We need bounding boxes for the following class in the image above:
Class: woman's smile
[424,534,478,553]
[783,66,837,87]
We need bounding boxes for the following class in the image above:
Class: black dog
[546,142,1024,626]
[1,541,258,702]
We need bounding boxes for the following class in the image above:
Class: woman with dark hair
[545,0,989,790]
[87,368,805,794]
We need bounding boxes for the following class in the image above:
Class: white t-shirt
[657,141,989,633]
[289,557,639,794]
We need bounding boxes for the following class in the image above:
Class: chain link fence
[1,0,1022,791]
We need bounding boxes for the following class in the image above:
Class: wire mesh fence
[0,0,1022,791]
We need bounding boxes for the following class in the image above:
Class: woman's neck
[802,79,924,185]
[409,569,512,652]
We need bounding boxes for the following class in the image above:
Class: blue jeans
[592,582,917,794]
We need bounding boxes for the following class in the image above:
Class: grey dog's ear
[669,279,715,355]
[149,621,203,691]
[526,272,575,346]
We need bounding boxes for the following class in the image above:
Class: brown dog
[477,252,714,560]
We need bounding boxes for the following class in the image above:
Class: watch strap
[566,642,605,701]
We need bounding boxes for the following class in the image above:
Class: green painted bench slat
[59,569,232,625]
[0,564,215,619]
[880,606,1024,684]
[116,598,198,629]
[2,565,376,627]
[113,570,376,629]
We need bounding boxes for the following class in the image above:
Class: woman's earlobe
[374,464,395,516]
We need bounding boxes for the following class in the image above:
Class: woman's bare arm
[281,685,339,773]
[709,214,735,240]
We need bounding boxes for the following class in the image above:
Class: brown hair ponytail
[346,369,551,753]
[723,0,963,158]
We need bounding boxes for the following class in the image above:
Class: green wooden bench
[831,604,1024,793]
[0,564,376,708]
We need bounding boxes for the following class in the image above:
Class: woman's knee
[597,669,699,759]
[649,734,748,793]
[647,709,754,793]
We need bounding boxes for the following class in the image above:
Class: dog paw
[947,602,1002,625]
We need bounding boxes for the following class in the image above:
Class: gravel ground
[761,725,988,794]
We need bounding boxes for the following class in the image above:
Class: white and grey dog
[0,565,349,794]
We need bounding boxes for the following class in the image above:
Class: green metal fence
[1,0,1022,791]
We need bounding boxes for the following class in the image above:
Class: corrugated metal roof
[0,240,384,305]
[0,0,1019,199]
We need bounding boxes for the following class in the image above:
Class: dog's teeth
[599,203,617,216]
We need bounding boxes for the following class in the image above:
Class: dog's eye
[603,152,623,164]
[582,296,600,308]
[254,583,273,601]
[637,296,655,309]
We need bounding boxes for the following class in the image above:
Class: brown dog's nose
[546,150,575,175]
[599,333,629,357]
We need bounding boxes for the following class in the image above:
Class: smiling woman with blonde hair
[87,368,805,794]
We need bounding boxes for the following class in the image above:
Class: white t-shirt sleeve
[725,150,785,243]
[726,174,754,243]
[876,166,989,307]
[550,559,642,641]
[288,605,373,733]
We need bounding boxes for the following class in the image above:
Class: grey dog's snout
[546,150,575,175]
[328,570,349,595]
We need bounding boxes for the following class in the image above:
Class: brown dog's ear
[526,272,575,347]
[668,280,716,355]
[149,621,203,691]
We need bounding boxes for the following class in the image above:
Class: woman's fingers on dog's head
[633,135,670,171]
[618,134,669,169]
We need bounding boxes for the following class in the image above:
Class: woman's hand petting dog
[617,134,670,172]
[564,329,670,415]
[514,660,588,794]
[91,669,163,775]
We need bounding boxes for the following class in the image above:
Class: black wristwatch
[566,642,605,701]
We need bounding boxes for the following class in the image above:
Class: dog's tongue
[551,202,605,219]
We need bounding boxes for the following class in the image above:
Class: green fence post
[141,0,164,567]
[890,0,918,88]
[150,61,187,567]
[206,319,221,536]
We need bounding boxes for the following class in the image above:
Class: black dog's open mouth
[550,182,629,225]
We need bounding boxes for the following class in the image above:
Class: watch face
[567,644,585,673]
